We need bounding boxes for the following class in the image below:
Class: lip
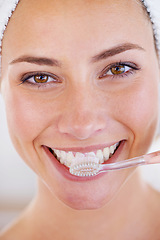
[49,141,120,153]
[43,140,126,182]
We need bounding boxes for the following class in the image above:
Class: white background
[1,0,160,231]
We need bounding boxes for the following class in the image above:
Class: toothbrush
[69,150,160,177]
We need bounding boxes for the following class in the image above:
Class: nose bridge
[58,83,107,140]
[69,86,96,124]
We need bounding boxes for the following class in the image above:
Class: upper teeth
[52,142,119,167]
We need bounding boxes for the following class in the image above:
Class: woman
[0,0,160,239]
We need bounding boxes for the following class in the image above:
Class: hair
[140,0,151,20]
[138,0,159,55]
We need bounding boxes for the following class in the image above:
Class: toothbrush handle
[100,150,160,171]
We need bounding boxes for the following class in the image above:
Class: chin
[40,158,131,211]
[57,185,118,210]
[60,195,109,211]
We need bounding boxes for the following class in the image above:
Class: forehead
[2,0,152,62]
[11,0,146,25]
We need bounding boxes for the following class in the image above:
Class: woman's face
[1,0,159,210]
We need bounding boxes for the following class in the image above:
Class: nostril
[59,125,96,140]
[58,114,107,140]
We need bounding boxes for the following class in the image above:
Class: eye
[20,72,62,87]
[99,62,139,79]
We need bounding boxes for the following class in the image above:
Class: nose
[58,87,107,140]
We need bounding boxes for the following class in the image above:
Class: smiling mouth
[48,141,121,170]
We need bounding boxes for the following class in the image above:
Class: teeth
[96,150,103,164]
[86,152,96,157]
[51,142,120,168]
[75,152,84,159]
[54,149,60,159]
[110,145,115,155]
[60,158,65,164]
[60,151,66,164]
[66,152,74,164]
[103,147,110,161]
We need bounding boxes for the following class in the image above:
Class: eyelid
[99,61,140,79]
[20,71,61,84]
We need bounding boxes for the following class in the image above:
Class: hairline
[135,0,158,55]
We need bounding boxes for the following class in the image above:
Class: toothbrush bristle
[69,162,100,177]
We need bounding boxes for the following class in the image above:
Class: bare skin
[0,0,160,239]
[1,172,160,240]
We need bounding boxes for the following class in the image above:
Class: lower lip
[43,141,125,182]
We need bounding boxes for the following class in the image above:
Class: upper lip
[46,140,122,153]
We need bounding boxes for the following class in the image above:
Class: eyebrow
[9,43,145,67]
[10,56,61,67]
[91,43,145,62]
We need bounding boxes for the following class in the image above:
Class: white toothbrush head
[69,162,100,177]
[69,155,101,177]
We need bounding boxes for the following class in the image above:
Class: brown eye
[110,65,125,75]
[99,62,139,79]
[34,75,49,83]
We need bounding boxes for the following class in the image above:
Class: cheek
[2,88,61,174]
[113,78,159,156]
[3,89,58,153]
[6,95,43,143]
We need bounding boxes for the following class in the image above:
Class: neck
[25,170,152,240]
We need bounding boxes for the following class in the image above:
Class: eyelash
[19,72,61,88]
[19,61,140,89]
[99,61,140,79]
